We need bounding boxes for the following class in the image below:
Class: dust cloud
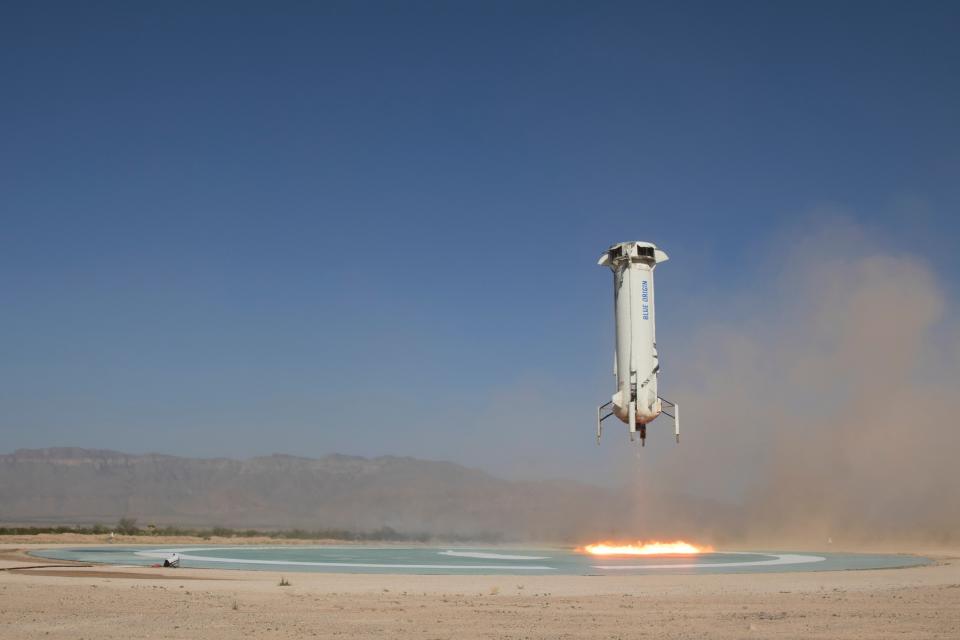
[622,223,960,548]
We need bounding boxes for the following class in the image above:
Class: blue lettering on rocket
[641,280,649,319]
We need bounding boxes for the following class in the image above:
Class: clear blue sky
[2,2,958,480]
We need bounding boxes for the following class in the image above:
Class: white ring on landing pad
[135,548,555,570]
[438,550,549,560]
[592,552,826,570]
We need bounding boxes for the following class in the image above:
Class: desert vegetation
[0,520,506,543]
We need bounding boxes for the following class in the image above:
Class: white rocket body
[597,241,673,441]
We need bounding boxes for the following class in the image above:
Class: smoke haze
[625,221,960,547]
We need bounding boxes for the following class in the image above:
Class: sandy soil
[2,543,958,639]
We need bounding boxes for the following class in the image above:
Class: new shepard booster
[596,241,678,446]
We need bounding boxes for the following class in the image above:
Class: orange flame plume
[579,540,714,556]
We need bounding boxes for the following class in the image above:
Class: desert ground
[1,537,958,639]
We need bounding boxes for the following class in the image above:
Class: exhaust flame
[579,540,713,556]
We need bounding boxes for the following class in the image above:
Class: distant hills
[0,448,632,541]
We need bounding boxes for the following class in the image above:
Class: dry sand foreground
[1,543,958,639]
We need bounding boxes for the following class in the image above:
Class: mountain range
[0,448,632,541]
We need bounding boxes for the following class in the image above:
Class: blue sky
[2,2,958,481]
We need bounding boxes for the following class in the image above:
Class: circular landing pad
[31,546,930,575]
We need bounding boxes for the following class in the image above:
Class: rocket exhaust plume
[579,540,714,555]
